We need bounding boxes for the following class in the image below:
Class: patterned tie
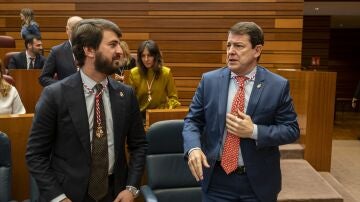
[88,83,109,201]
[29,57,34,69]
[221,76,248,174]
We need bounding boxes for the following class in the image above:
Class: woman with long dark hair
[129,40,180,115]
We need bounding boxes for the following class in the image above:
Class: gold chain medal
[146,74,155,103]
[147,90,152,102]
[96,126,104,138]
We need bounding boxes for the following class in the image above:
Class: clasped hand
[226,110,254,138]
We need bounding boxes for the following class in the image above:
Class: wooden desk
[276,69,337,171]
[0,114,33,201]
[8,70,43,113]
[145,108,189,129]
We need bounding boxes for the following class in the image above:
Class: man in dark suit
[38,16,83,87]
[26,19,147,202]
[183,22,300,202]
[8,34,46,69]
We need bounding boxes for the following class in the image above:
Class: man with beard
[26,19,147,202]
[8,34,46,69]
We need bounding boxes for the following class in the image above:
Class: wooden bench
[0,114,33,201]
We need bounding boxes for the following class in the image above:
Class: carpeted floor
[331,140,360,201]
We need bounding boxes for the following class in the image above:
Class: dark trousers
[84,175,115,202]
[202,162,260,202]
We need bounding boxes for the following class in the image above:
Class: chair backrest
[145,120,201,202]
[0,36,15,48]
[0,131,12,202]
[3,51,20,69]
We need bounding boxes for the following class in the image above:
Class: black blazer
[8,51,46,69]
[39,41,78,87]
[26,72,148,201]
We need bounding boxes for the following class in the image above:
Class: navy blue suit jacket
[39,41,77,87]
[26,72,147,201]
[183,66,299,201]
[8,51,46,69]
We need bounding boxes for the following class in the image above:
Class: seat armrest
[0,167,11,202]
[141,185,158,202]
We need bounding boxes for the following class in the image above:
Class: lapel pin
[119,91,124,97]
[257,83,262,89]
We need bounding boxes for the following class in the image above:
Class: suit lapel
[63,72,91,160]
[108,78,125,159]
[20,52,27,69]
[64,41,75,67]
[218,67,231,136]
[246,66,265,117]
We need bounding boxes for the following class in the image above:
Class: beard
[94,51,121,75]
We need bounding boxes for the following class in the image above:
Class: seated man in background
[8,34,46,70]
[38,16,83,87]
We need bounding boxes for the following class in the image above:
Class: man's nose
[116,44,123,54]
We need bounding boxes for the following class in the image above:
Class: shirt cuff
[251,124,258,140]
[51,194,67,202]
[188,147,201,156]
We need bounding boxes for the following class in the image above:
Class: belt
[216,161,246,175]
[233,165,246,175]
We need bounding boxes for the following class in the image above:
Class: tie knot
[235,76,248,86]
[94,83,103,92]
[30,57,35,61]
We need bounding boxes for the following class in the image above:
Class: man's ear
[254,45,263,58]
[84,47,96,58]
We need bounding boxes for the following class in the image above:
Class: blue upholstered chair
[0,131,12,202]
[141,120,201,202]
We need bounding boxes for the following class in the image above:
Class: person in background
[128,40,181,117]
[0,59,26,114]
[38,16,83,87]
[26,18,147,202]
[114,41,136,82]
[8,34,46,70]
[20,8,41,39]
[352,80,360,109]
[183,22,299,202]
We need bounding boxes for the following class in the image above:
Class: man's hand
[352,98,357,109]
[114,190,134,202]
[60,198,72,202]
[187,149,210,181]
[226,110,254,138]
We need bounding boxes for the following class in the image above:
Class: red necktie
[221,76,247,174]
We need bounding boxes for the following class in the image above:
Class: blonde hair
[120,41,132,66]
[20,8,35,26]
[0,60,11,97]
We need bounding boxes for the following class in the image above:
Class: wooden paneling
[8,70,43,113]
[276,69,337,171]
[301,16,330,69]
[0,0,304,70]
[0,114,33,201]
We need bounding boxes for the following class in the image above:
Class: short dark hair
[229,22,264,48]
[71,18,122,67]
[24,34,41,49]
[137,40,163,79]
